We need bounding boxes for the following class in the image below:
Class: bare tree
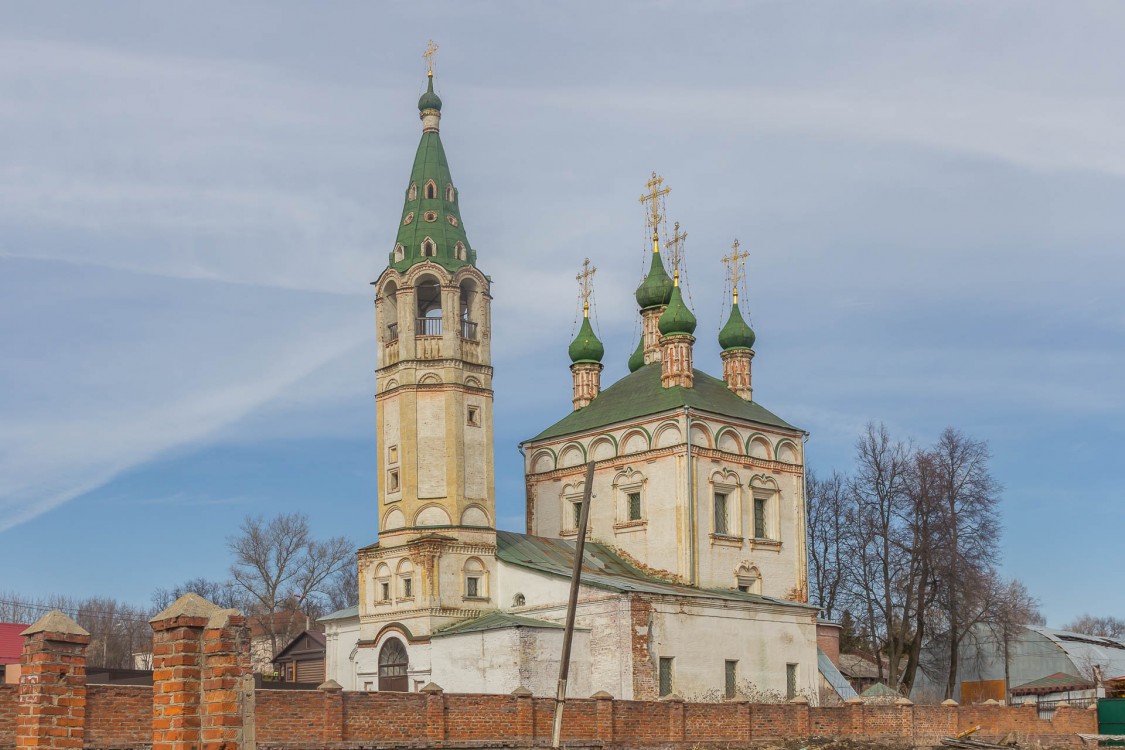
[806,469,850,621]
[983,576,1042,701]
[0,592,151,669]
[930,427,1002,699]
[1062,614,1125,638]
[228,512,353,658]
[324,566,359,613]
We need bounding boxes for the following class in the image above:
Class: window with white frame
[463,557,488,599]
[375,564,391,602]
[714,491,731,535]
[397,559,414,600]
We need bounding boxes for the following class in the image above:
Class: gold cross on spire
[638,172,671,244]
[423,40,439,76]
[721,238,751,303]
[576,257,597,317]
[666,221,687,273]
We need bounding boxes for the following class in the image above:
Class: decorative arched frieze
[716,427,743,455]
[460,505,490,527]
[382,508,406,531]
[418,373,442,385]
[747,434,773,460]
[621,428,651,455]
[589,436,617,461]
[413,504,452,527]
[775,439,800,465]
[530,449,556,474]
[690,423,713,449]
[558,442,586,468]
[653,421,682,448]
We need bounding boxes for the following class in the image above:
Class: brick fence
[0,597,1099,750]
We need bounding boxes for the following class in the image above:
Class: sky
[1,1,1122,625]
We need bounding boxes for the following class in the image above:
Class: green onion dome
[658,277,697,336]
[627,336,645,372]
[718,300,756,351]
[418,75,442,112]
[635,249,674,309]
[568,314,604,364]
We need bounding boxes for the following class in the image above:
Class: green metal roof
[718,300,755,351]
[627,336,645,373]
[861,682,902,698]
[388,74,476,274]
[568,315,604,364]
[496,530,815,610]
[318,605,359,623]
[658,283,697,336]
[431,611,569,638]
[635,249,674,309]
[526,363,799,443]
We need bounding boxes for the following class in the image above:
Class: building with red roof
[0,622,28,684]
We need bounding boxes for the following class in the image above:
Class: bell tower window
[425,180,437,199]
[459,278,478,338]
[445,183,455,202]
[421,239,436,257]
[382,280,399,343]
[408,182,417,201]
[416,275,442,336]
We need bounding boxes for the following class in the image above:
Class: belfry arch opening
[416,275,442,336]
[378,638,409,692]
[459,278,479,340]
[383,280,399,342]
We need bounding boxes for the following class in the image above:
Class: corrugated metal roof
[838,653,881,679]
[818,648,859,700]
[432,611,570,637]
[318,605,358,623]
[496,530,816,610]
[0,622,28,665]
[1031,626,1125,682]
[1010,671,1096,696]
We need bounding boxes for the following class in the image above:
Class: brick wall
[84,686,151,749]
[0,685,15,750]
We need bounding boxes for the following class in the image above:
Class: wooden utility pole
[552,461,595,749]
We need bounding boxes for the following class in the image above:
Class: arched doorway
[378,638,409,692]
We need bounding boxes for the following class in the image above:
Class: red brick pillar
[319,679,344,743]
[661,694,685,742]
[420,682,445,744]
[150,593,225,750]
[591,691,614,744]
[844,696,865,737]
[201,609,250,750]
[511,687,534,744]
[16,611,90,750]
[788,695,810,739]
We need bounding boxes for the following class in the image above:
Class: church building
[322,63,822,703]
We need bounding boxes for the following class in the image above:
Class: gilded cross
[423,40,439,75]
[721,239,751,303]
[576,257,597,316]
[638,172,671,237]
[666,221,687,272]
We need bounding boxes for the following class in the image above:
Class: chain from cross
[666,221,687,272]
[638,172,671,237]
[424,40,439,75]
[721,239,751,302]
[576,257,597,314]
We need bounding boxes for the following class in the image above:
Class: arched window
[459,278,478,339]
[397,559,414,600]
[513,593,526,607]
[407,182,417,201]
[402,212,414,226]
[416,275,442,336]
[393,244,405,263]
[374,563,392,602]
[420,239,436,257]
[382,280,399,342]
[445,183,455,202]
[378,638,409,692]
[454,241,466,261]
[463,557,488,599]
[424,180,437,199]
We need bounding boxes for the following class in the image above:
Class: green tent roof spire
[718,290,755,351]
[658,270,697,336]
[388,72,475,274]
[569,306,605,364]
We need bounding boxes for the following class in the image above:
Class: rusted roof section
[1010,671,1096,696]
[496,530,816,610]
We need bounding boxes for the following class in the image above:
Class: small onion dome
[418,74,442,112]
[627,336,645,372]
[658,282,697,336]
[635,250,674,309]
[568,315,605,364]
[718,301,755,351]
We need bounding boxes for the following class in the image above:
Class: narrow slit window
[754,497,767,538]
[627,491,642,521]
[725,660,738,699]
[658,657,674,697]
[786,663,798,699]
[714,492,729,535]
[387,469,400,492]
[402,577,413,599]
[380,581,390,602]
[572,500,582,530]
[467,405,480,426]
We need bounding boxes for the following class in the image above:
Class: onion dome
[627,336,645,372]
[658,272,697,336]
[568,312,604,364]
[418,74,442,112]
[635,247,674,309]
[718,299,755,351]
